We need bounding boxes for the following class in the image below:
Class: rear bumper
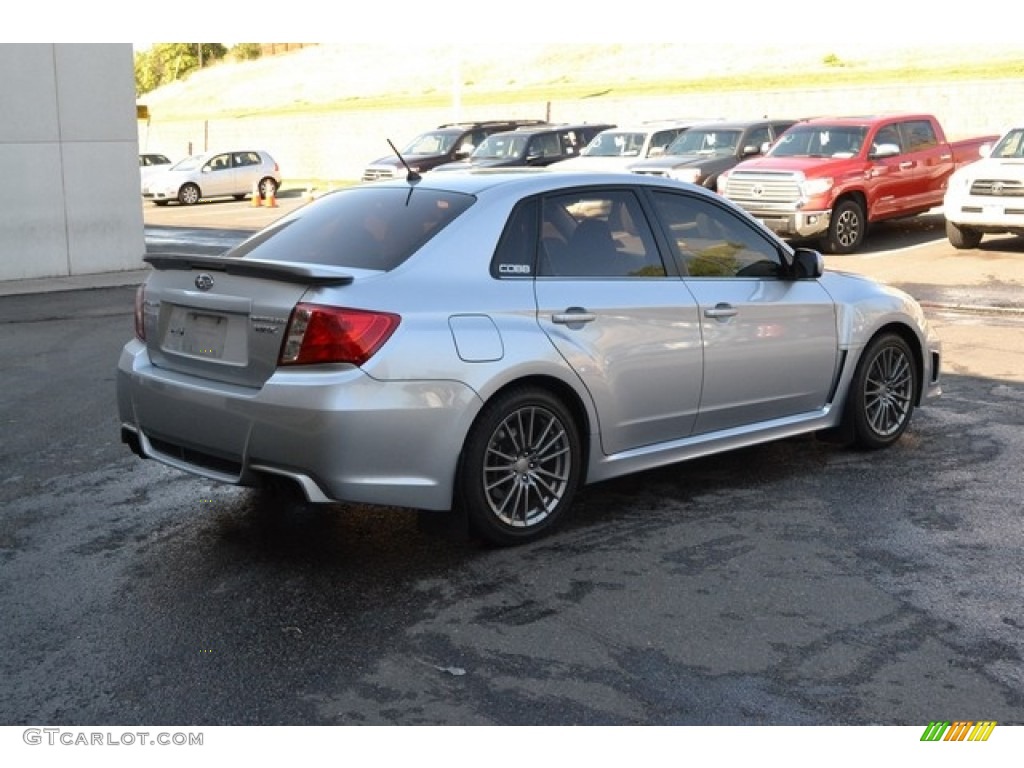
[117,341,481,510]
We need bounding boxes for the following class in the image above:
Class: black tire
[824,199,866,254]
[946,219,982,249]
[456,387,581,546]
[842,333,918,449]
[258,177,278,199]
[178,183,201,206]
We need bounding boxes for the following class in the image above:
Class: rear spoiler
[144,253,354,286]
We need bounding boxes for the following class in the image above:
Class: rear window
[227,186,475,271]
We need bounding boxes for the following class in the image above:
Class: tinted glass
[651,191,783,278]
[538,189,666,278]
[228,187,475,271]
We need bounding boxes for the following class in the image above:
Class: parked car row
[370,111,997,253]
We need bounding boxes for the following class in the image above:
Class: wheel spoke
[863,345,913,436]
[481,403,573,528]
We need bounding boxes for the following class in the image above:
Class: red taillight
[134,284,146,341]
[279,304,400,366]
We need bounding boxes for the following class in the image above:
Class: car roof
[594,119,715,134]
[355,167,728,200]
[681,119,797,131]
[490,123,614,137]
[794,114,934,127]
[202,148,268,156]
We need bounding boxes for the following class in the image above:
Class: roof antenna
[387,139,421,182]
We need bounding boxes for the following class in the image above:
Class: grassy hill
[141,42,1024,121]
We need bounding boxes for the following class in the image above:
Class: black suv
[362,120,548,182]
[431,123,616,172]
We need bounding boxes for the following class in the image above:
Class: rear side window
[901,120,939,152]
[228,187,474,271]
[539,189,666,278]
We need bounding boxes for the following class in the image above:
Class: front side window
[651,191,783,278]
[205,154,231,171]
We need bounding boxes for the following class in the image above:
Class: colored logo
[920,721,997,742]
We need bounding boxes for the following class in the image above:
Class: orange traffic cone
[263,185,278,208]
[250,181,261,207]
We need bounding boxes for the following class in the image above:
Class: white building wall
[0,44,145,282]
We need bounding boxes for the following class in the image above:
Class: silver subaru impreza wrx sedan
[117,169,941,545]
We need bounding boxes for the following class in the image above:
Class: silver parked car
[118,170,941,545]
[142,149,281,206]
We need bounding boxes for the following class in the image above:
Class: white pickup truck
[943,126,1024,248]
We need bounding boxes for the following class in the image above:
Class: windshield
[666,129,741,156]
[991,129,1024,159]
[769,126,868,158]
[472,134,528,160]
[228,186,475,271]
[402,131,458,156]
[581,131,646,157]
[170,155,203,171]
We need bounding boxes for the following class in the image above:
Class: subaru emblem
[195,273,215,291]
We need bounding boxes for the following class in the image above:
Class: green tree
[135,43,228,96]
[230,43,263,61]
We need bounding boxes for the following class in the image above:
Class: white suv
[142,149,281,206]
[944,127,1024,248]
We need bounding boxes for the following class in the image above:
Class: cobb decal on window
[498,264,531,274]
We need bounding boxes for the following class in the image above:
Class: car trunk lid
[140,253,354,388]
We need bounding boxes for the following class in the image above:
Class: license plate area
[162,306,246,364]
[982,204,1004,218]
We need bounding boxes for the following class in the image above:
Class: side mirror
[870,143,901,159]
[791,247,824,279]
[454,142,474,159]
[741,144,761,157]
[979,143,991,158]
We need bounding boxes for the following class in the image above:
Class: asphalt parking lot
[1,198,1022,729]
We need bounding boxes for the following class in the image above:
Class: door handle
[899,161,914,170]
[552,308,596,325]
[704,303,738,320]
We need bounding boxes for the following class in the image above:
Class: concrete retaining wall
[137,78,1022,184]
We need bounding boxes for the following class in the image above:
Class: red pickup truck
[718,114,997,253]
